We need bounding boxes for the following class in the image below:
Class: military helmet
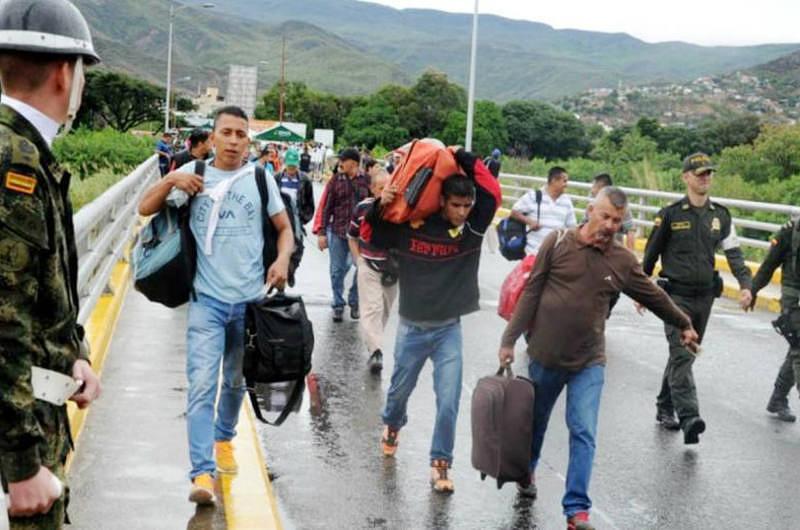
[0,0,100,64]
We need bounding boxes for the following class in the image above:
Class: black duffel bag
[244,292,314,425]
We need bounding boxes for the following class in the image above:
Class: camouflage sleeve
[0,171,48,482]
[752,226,789,296]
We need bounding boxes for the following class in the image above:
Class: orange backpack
[382,139,463,223]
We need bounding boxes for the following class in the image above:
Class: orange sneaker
[430,459,454,493]
[188,473,216,505]
[381,426,400,457]
[215,440,238,474]
[567,511,594,530]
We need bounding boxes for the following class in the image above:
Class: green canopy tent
[254,124,305,142]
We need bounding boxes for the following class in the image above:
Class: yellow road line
[221,400,283,530]
[66,259,132,471]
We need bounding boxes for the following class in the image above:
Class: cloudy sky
[364,0,800,46]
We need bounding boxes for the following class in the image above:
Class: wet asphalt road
[263,228,800,530]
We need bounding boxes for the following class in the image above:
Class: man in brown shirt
[497,187,697,530]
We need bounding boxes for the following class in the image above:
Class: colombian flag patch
[5,171,36,195]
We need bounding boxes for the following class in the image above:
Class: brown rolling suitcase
[470,365,535,488]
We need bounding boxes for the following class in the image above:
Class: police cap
[0,0,100,64]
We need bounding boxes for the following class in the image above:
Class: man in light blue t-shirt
[138,106,294,506]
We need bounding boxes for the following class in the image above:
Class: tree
[75,70,164,132]
[502,100,589,160]
[440,100,508,157]
[697,115,761,154]
[635,117,661,140]
[654,126,703,158]
[718,124,800,183]
[255,81,353,138]
[176,96,196,112]
[340,98,409,150]
[406,70,466,139]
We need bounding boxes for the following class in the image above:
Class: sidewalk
[67,289,281,529]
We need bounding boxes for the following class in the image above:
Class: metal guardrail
[74,155,159,324]
[499,173,800,250]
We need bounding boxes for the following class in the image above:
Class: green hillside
[73,0,410,96]
[74,0,799,101]
[218,0,800,99]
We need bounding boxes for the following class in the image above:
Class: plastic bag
[498,254,536,321]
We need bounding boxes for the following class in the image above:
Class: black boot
[681,416,706,445]
[656,409,680,431]
[368,349,383,374]
[766,393,797,422]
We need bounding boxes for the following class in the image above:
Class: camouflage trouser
[771,287,800,403]
[656,293,715,423]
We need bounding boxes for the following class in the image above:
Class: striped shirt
[512,188,577,255]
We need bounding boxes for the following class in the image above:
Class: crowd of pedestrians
[2,3,799,530]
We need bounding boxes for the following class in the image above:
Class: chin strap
[58,56,84,138]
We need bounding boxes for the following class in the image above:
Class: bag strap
[176,160,205,303]
[535,189,542,223]
[248,377,304,426]
[254,165,278,279]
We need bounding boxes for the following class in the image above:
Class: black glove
[454,148,476,180]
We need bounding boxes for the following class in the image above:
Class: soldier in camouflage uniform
[751,219,800,422]
[642,153,752,445]
[0,1,102,527]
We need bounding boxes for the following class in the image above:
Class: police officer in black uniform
[751,218,800,422]
[642,152,752,444]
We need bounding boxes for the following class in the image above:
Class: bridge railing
[73,155,159,324]
[499,173,800,251]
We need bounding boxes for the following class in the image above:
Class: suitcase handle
[495,364,514,378]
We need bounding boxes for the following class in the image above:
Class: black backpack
[244,292,314,426]
[496,189,541,261]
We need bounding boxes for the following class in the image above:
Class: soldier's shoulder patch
[4,170,37,195]
[9,134,41,168]
[0,237,31,272]
[654,216,662,227]
[771,238,779,246]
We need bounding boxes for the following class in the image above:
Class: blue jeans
[327,229,358,309]
[382,319,463,463]
[186,293,247,479]
[528,360,605,517]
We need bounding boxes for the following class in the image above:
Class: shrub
[53,128,153,179]
[69,168,127,211]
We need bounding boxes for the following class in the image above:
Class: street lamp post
[165,1,214,131]
[465,0,479,152]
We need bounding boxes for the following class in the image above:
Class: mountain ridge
[73,0,800,101]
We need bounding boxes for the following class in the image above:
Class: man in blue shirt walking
[139,106,294,506]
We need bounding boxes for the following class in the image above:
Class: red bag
[312,182,330,235]
[382,139,463,223]
[498,255,536,321]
